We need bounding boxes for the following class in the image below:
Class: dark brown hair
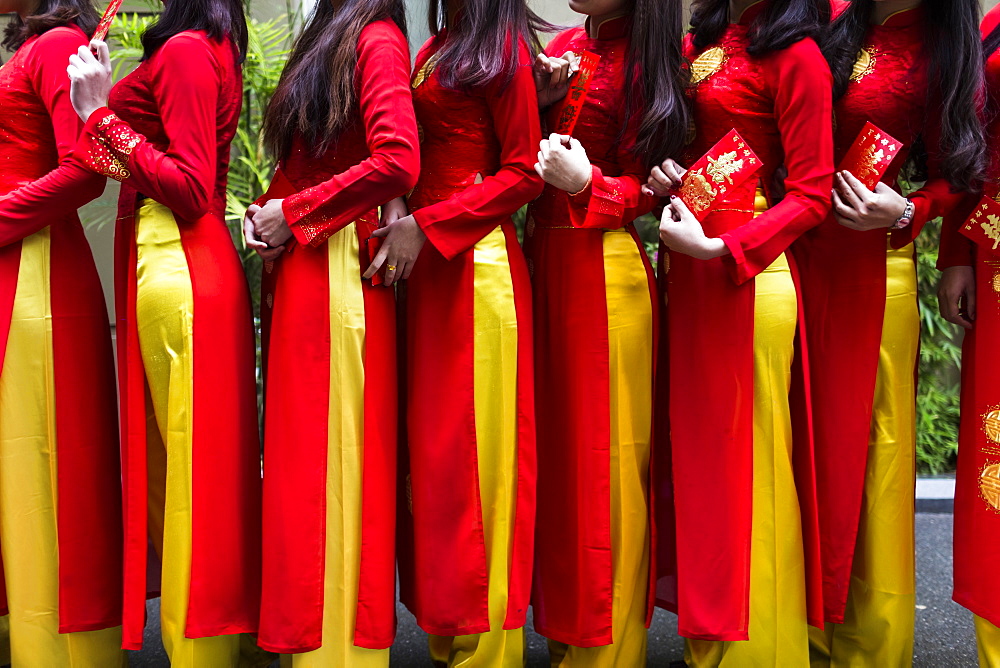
[262,0,407,160]
[141,0,248,63]
[427,0,554,92]
[689,0,829,55]
[3,0,99,51]
[628,0,691,167]
[821,0,984,191]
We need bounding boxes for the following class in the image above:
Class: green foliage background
[106,7,963,474]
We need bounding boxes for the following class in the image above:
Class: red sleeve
[76,33,224,222]
[0,28,106,246]
[720,40,834,284]
[282,21,419,247]
[937,192,977,269]
[889,101,967,248]
[413,41,545,260]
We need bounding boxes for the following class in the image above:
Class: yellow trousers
[976,616,1000,668]
[686,253,810,667]
[137,201,250,667]
[279,225,389,668]
[547,228,652,667]
[0,229,124,667]
[428,227,525,668]
[809,243,917,667]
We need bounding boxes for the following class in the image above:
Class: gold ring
[387,264,397,272]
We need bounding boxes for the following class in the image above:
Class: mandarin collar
[736,0,768,26]
[587,13,630,40]
[879,5,925,28]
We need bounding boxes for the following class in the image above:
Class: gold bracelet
[568,173,593,197]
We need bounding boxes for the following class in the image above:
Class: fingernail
[670,195,678,200]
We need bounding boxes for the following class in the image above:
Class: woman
[0,1,123,664]
[938,4,1000,665]
[243,0,418,664]
[794,1,982,664]
[646,0,832,664]
[371,0,545,663]
[67,0,263,663]
[526,0,688,664]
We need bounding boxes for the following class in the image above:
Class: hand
[534,133,592,194]
[534,51,578,108]
[938,265,976,329]
[251,199,293,248]
[380,196,409,228]
[67,40,113,122]
[243,204,285,261]
[832,170,908,231]
[362,214,426,287]
[643,158,687,197]
[659,196,728,260]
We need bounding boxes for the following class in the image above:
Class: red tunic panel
[656,1,833,640]
[74,31,261,649]
[0,24,122,634]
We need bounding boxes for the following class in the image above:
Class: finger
[649,166,673,192]
[383,262,399,287]
[834,174,865,212]
[539,140,551,160]
[371,226,391,238]
[840,170,875,204]
[669,195,695,220]
[77,45,98,65]
[551,133,573,148]
[534,53,552,73]
[967,284,977,324]
[568,137,584,152]
[403,259,417,280]
[663,160,686,186]
[362,242,390,280]
[92,40,111,69]
[67,65,82,81]
[69,53,86,70]
[831,189,861,225]
[534,162,544,179]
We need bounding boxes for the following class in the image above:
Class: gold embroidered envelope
[677,129,762,221]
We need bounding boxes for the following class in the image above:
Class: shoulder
[546,27,585,56]
[831,0,850,20]
[984,5,1000,39]
[358,18,408,55]
[769,36,828,71]
[25,25,87,63]
[155,30,226,75]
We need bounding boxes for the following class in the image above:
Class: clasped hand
[533,51,579,108]
[832,170,908,231]
[67,40,113,122]
[534,133,592,194]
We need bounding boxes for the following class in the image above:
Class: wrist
[568,171,592,197]
[699,237,728,260]
[890,198,914,230]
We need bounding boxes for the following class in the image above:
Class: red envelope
[552,51,601,136]
[93,0,125,41]
[676,129,763,221]
[960,186,1000,255]
[838,122,903,190]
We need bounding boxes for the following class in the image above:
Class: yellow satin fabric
[137,200,244,667]
[686,253,810,667]
[429,226,525,668]
[547,228,652,667]
[808,242,917,668]
[0,228,124,667]
[279,224,388,667]
[976,616,1000,667]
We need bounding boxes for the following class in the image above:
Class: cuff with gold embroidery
[77,108,143,182]
[568,165,626,229]
[282,192,339,247]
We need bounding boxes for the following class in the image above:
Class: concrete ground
[130,513,975,667]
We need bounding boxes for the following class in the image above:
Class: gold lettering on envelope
[706,151,744,185]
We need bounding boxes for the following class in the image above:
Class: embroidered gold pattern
[983,406,1000,444]
[678,169,717,214]
[690,47,727,85]
[992,272,1000,293]
[266,293,273,309]
[412,54,439,89]
[981,462,1000,513]
[86,114,142,182]
[850,47,877,83]
[706,151,744,185]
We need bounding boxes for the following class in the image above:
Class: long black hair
[141,0,248,63]
[3,0,99,51]
[822,0,984,191]
[262,0,407,160]
[689,0,830,55]
[628,0,690,167]
[427,0,555,91]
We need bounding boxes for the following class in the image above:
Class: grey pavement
[129,514,975,667]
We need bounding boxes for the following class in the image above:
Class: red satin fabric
[656,1,833,640]
[946,5,1000,629]
[398,34,541,635]
[0,25,122,632]
[791,6,966,623]
[256,20,419,653]
[526,16,658,647]
[74,31,261,649]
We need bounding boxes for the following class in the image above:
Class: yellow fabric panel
[809,242,917,668]
[281,224,387,667]
[549,228,652,666]
[976,615,1000,668]
[0,228,124,667]
[686,253,810,667]
[136,200,242,667]
[429,226,525,668]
